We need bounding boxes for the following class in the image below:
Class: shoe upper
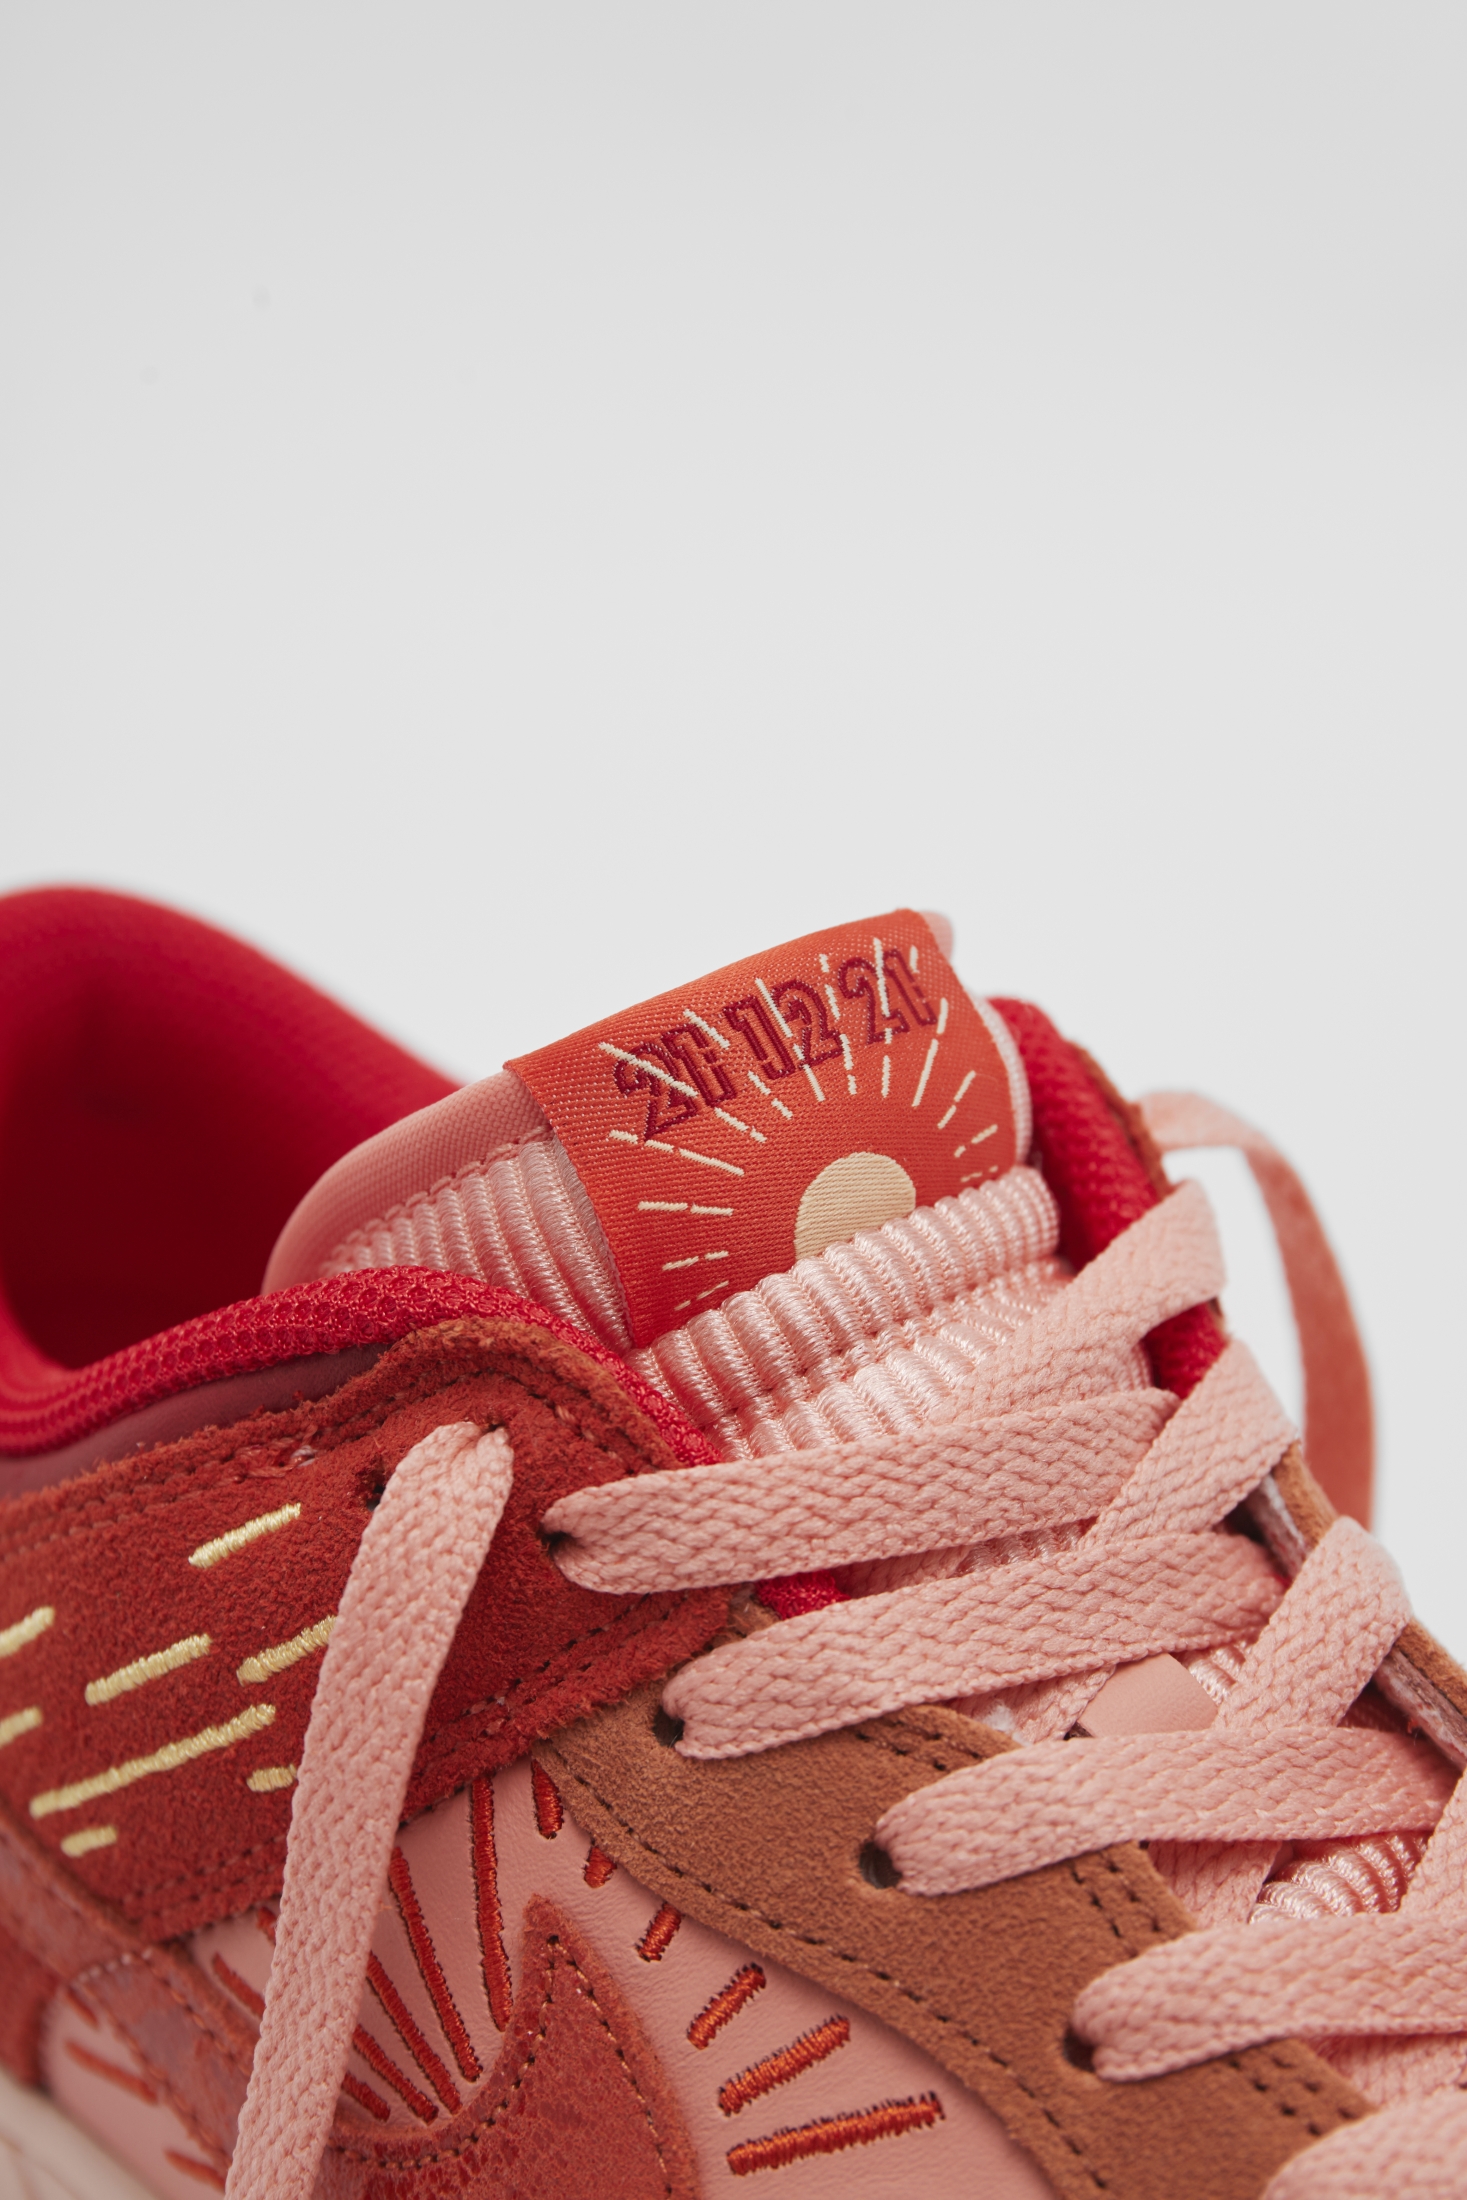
[0,886,1462,2200]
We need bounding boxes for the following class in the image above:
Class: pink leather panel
[124,1760,1058,2199]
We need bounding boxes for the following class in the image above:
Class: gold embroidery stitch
[188,1504,301,1570]
[86,1634,212,1704]
[237,1614,334,1684]
[30,1704,276,1817]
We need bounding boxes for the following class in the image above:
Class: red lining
[990,998,1224,1398]
[0,887,452,1378]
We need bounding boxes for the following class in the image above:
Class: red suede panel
[0,1320,725,1941]
[0,1270,719,1467]
[0,887,453,1374]
[318,1897,701,2199]
[992,998,1224,1398]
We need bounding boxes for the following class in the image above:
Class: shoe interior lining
[0,888,453,1370]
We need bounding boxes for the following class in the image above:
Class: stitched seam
[1073,1856,1161,1962]
[71,1957,241,2163]
[540,1741,1105,2192]
[324,1142,555,1273]
[4,1343,708,1926]
[0,1821,128,1959]
[866,1725,1355,2136]
[413,1595,704,1761]
[120,1594,706,1913]
[130,1949,252,2071]
[866,1720,1354,2132]
[1218,2047,1365,2136]
[327,1933,676,2184]
[544,1714,1366,2180]
[317,1350,653,1474]
[124,1834,290,1910]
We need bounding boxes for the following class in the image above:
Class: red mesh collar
[0,1268,715,1467]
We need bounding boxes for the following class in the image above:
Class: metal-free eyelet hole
[858,1839,900,1888]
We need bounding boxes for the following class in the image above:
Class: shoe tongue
[507,909,1026,1350]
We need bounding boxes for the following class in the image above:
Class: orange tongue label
[508,910,1022,1348]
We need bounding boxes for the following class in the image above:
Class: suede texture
[316,1898,701,2199]
[539,1688,1371,2200]
[0,1318,727,1941]
[3,1000,1462,2200]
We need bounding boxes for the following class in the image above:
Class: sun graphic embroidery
[509,911,1025,1348]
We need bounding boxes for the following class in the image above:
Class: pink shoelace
[225,1179,1467,2200]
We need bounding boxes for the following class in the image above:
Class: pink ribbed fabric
[322,1138,1075,1457]
[320,1135,635,1352]
[220,1163,1467,2200]
[302,1107,1438,1951]
[629,1168,1071,1455]
[224,1422,513,2200]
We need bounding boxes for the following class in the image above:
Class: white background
[1,8,1463,1650]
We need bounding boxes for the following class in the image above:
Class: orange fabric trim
[365,1952,461,2113]
[164,2150,227,2191]
[636,1902,682,1963]
[583,1841,615,1888]
[388,1844,481,2083]
[350,2023,437,2125]
[718,2016,850,2114]
[531,1759,565,1839]
[469,1776,513,2035]
[339,2071,391,2123]
[63,2037,157,2104]
[210,1954,264,2021]
[688,1965,767,2050]
[726,2093,944,2174]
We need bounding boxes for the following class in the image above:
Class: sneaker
[0,883,1462,2200]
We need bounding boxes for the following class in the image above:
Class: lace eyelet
[1061,2029,1096,2074]
[858,1839,900,1889]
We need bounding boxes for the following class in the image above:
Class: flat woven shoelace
[226,1182,1467,2200]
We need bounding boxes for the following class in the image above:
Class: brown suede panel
[317,1897,701,2200]
[0,1319,727,1940]
[538,1689,1371,2200]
